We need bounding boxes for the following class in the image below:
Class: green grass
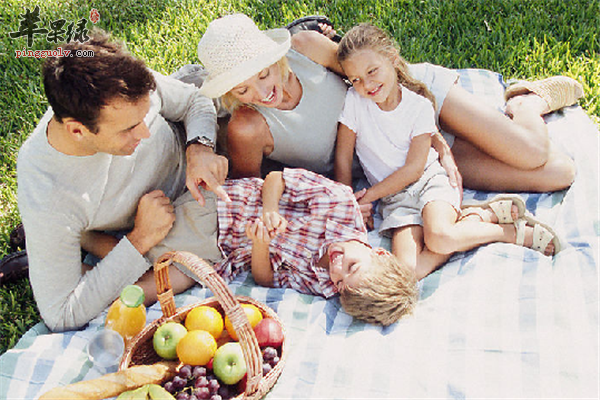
[1,0,598,354]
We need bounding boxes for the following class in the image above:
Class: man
[17,31,228,331]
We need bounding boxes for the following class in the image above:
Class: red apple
[253,318,284,348]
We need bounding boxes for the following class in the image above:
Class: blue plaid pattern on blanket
[1,69,598,399]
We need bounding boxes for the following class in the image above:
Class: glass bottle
[105,284,147,345]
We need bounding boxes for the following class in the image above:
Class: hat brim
[199,28,291,98]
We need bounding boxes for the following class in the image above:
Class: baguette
[39,362,178,400]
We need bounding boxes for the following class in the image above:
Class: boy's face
[328,240,374,291]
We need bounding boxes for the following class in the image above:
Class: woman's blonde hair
[221,57,292,112]
[339,249,418,326]
[337,23,436,109]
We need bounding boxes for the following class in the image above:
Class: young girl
[334,24,560,283]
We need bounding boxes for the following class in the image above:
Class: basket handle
[153,251,267,398]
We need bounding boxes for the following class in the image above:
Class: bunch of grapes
[163,365,231,400]
[163,346,281,400]
[261,346,280,376]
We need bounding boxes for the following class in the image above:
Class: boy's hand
[262,211,288,239]
[245,219,272,246]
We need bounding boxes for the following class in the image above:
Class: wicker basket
[119,251,286,400]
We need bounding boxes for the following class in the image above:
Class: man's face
[82,95,151,156]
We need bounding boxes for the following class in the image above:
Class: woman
[196,14,580,192]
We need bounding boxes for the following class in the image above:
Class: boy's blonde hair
[337,23,436,109]
[220,57,292,112]
[340,249,418,326]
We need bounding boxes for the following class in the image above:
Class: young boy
[148,168,418,325]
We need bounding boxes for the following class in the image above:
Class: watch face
[188,136,215,150]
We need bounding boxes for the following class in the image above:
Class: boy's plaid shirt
[215,168,369,297]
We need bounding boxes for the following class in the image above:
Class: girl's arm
[334,123,357,186]
[360,133,432,204]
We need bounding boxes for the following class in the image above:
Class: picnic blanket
[1,69,598,399]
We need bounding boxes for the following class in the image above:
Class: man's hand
[185,144,231,206]
[354,188,375,231]
[127,190,175,255]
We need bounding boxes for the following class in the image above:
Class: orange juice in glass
[105,284,146,345]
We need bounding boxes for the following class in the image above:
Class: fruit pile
[151,303,284,400]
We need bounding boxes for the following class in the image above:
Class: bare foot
[461,204,520,224]
[504,223,555,256]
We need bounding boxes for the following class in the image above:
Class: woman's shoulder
[228,106,272,143]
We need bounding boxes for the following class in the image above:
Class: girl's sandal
[461,193,527,224]
[504,76,584,113]
[514,215,562,256]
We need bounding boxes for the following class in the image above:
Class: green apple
[152,322,187,360]
[212,342,247,385]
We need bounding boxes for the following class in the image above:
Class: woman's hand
[431,131,463,200]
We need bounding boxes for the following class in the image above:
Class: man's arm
[152,71,230,205]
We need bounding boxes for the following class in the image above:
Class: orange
[224,303,263,341]
[185,306,224,340]
[176,330,217,366]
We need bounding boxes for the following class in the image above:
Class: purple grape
[193,387,211,400]
[176,392,190,400]
[262,347,278,361]
[262,362,272,376]
[269,356,280,368]
[163,381,176,394]
[192,366,207,378]
[210,395,223,400]
[207,379,220,394]
[188,395,199,400]
[217,385,233,399]
[179,364,193,380]
[173,376,188,391]
[194,376,209,388]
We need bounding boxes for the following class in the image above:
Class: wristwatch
[185,135,215,151]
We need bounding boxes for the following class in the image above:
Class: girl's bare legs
[391,225,451,281]
[440,85,576,192]
[422,201,555,256]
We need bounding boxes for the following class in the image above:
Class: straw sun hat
[197,14,291,98]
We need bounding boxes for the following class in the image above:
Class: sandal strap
[514,219,526,246]
[489,200,515,224]
[531,223,554,254]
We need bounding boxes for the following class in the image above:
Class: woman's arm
[334,123,357,187]
[291,31,344,75]
[360,133,432,204]
[227,107,274,178]
[431,131,462,190]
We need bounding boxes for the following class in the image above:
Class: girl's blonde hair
[339,249,418,326]
[337,23,436,109]
[221,57,292,112]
